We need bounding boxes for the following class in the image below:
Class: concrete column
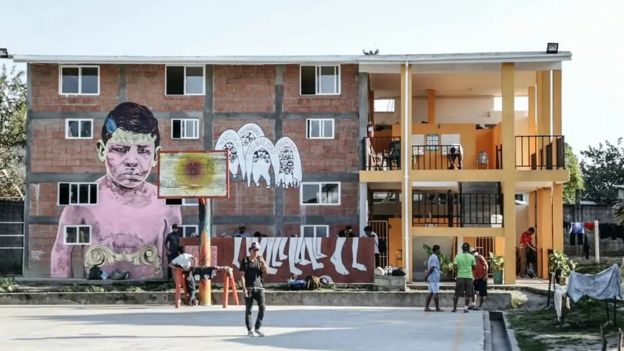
[501,63,517,284]
[536,188,553,278]
[552,70,562,135]
[359,183,368,232]
[538,71,552,135]
[400,64,413,278]
[552,184,564,252]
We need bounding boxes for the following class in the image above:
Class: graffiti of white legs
[314,237,327,258]
[297,238,311,265]
[304,237,324,270]
[232,237,243,268]
[278,236,288,261]
[262,238,277,275]
[271,237,283,267]
[330,238,349,275]
[351,238,366,271]
[287,238,303,275]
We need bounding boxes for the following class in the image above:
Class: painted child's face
[97,129,159,188]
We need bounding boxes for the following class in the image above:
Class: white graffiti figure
[330,238,366,276]
[237,123,265,157]
[215,123,303,189]
[215,129,246,179]
[274,137,302,188]
[245,137,277,188]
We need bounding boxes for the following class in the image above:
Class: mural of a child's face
[97,129,160,188]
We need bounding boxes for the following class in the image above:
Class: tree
[563,143,584,204]
[580,140,624,204]
[0,65,27,199]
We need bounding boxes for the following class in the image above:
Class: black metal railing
[460,193,503,226]
[412,192,460,227]
[516,135,565,170]
[363,137,401,171]
[413,192,503,227]
[411,144,464,170]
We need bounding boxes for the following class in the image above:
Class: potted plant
[548,250,576,284]
[489,252,504,284]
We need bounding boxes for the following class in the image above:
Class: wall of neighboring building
[25,62,362,278]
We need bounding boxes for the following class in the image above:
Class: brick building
[14,50,571,283]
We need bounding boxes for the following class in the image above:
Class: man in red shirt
[519,227,536,277]
[471,250,489,310]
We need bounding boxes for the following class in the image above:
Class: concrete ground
[0,305,485,351]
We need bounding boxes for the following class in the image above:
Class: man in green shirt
[452,243,476,313]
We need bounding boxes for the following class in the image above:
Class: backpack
[88,266,102,280]
[305,276,321,290]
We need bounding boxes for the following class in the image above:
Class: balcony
[515,135,565,170]
[412,192,503,227]
[411,145,467,170]
[363,137,401,171]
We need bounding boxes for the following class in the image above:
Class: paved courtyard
[0,305,485,351]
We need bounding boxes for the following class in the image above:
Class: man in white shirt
[169,247,198,305]
[424,245,443,312]
[362,226,380,268]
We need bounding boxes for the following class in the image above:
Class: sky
[1,0,623,154]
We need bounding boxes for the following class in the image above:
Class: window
[300,65,340,95]
[180,225,199,238]
[301,225,329,238]
[374,99,395,112]
[166,66,205,95]
[306,119,334,139]
[300,182,340,205]
[171,119,199,139]
[58,182,98,205]
[63,225,91,245]
[65,119,93,139]
[426,134,440,151]
[165,198,199,206]
[59,66,99,95]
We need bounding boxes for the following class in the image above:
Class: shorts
[474,278,488,297]
[455,278,474,297]
[428,282,440,294]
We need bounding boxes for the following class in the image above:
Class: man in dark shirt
[164,224,182,279]
[337,225,355,238]
[240,241,267,337]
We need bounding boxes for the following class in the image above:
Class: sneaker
[463,309,469,314]
[247,330,255,337]
[254,329,265,337]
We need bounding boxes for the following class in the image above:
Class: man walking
[452,243,476,313]
[470,250,489,310]
[164,224,182,279]
[240,242,267,337]
[424,245,443,312]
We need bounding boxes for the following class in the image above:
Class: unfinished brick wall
[282,118,359,173]
[125,64,204,112]
[282,64,358,113]
[213,181,276,217]
[284,181,358,217]
[213,65,275,113]
[30,64,120,112]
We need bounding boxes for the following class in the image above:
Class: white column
[359,183,368,233]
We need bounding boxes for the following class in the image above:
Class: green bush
[0,277,16,292]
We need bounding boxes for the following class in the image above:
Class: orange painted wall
[388,217,403,267]
[412,123,479,169]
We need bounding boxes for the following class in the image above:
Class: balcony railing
[363,137,401,171]
[411,145,464,170]
[413,192,503,227]
[516,135,565,170]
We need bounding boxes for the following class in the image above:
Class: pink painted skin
[50,129,181,278]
